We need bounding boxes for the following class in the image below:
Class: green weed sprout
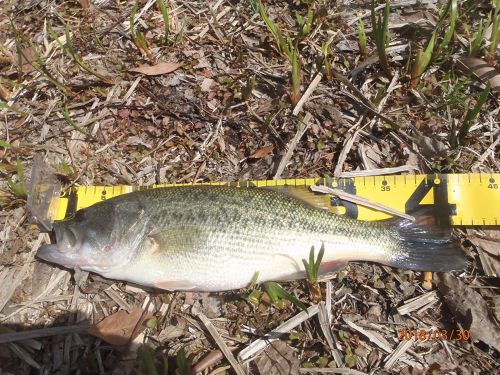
[295,8,314,39]
[130,4,157,63]
[11,21,73,96]
[487,0,500,63]
[7,158,27,199]
[371,0,392,77]
[257,0,302,105]
[48,22,113,83]
[241,74,256,101]
[411,0,457,85]
[358,16,367,57]
[156,0,170,45]
[468,19,486,56]
[321,39,333,80]
[302,244,325,302]
[258,0,292,58]
[61,104,88,135]
[458,83,491,143]
[263,281,307,311]
[242,271,263,306]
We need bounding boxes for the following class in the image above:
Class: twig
[339,166,418,177]
[195,311,246,375]
[310,185,415,221]
[238,304,319,361]
[292,73,323,116]
[343,318,393,353]
[318,302,343,366]
[273,112,313,179]
[0,324,91,344]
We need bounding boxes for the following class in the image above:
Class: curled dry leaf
[457,57,500,93]
[129,62,181,76]
[88,306,152,345]
[249,145,274,159]
[436,273,500,352]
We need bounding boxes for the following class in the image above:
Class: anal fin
[153,279,198,291]
[318,260,347,281]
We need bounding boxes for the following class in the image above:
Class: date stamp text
[398,329,470,341]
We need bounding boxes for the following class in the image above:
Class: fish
[37,185,467,291]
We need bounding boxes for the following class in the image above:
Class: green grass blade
[440,0,457,50]
[263,281,307,311]
[138,345,158,375]
[458,83,491,142]
[156,0,169,44]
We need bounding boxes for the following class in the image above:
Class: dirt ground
[0,0,499,373]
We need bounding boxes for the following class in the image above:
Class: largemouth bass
[37,186,467,291]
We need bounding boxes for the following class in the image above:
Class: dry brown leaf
[20,47,36,73]
[471,237,500,257]
[249,145,274,159]
[436,274,500,352]
[88,306,152,345]
[129,62,181,76]
[412,134,448,157]
[255,340,300,375]
[457,57,500,93]
[0,83,11,101]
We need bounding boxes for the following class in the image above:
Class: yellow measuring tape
[45,173,500,225]
[48,173,499,226]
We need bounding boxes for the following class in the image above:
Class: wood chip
[238,305,319,362]
[383,338,414,369]
[396,291,439,315]
[194,310,246,375]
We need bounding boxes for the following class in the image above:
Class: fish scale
[37,185,468,291]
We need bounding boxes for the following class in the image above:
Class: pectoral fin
[147,227,209,255]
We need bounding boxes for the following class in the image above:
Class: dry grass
[0,0,499,373]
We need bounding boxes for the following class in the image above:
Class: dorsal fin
[263,186,331,210]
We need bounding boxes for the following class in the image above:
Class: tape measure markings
[51,173,500,226]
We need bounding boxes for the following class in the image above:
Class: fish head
[37,205,135,273]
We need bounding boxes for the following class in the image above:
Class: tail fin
[388,220,468,272]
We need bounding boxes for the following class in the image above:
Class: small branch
[293,73,323,116]
[274,112,312,180]
[238,304,319,361]
[310,185,415,221]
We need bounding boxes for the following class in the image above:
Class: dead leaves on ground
[436,273,500,352]
[129,62,181,76]
[87,306,152,345]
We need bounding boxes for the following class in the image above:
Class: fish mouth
[36,223,88,268]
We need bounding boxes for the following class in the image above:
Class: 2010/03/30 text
[398,329,470,341]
